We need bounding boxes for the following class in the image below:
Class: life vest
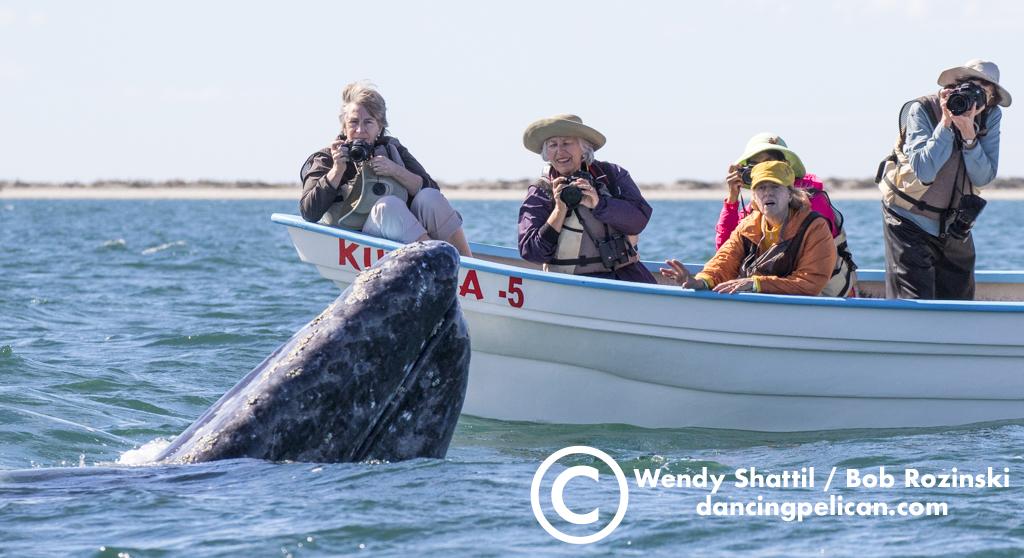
[875,94,989,232]
[741,212,825,282]
[801,184,857,297]
[541,162,640,276]
[741,178,857,297]
[822,226,857,297]
[321,140,409,230]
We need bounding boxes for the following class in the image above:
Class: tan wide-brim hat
[938,59,1012,107]
[523,114,607,154]
[735,132,806,180]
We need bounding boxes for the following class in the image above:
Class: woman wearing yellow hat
[661,161,835,296]
[518,114,655,283]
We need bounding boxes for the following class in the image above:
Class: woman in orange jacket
[661,161,836,296]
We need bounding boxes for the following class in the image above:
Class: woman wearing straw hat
[717,133,858,297]
[661,161,836,296]
[879,59,1011,300]
[299,81,472,256]
[518,114,656,283]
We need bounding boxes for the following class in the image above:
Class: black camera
[947,82,988,116]
[946,194,987,241]
[596,233,633,270]
[739,164,754,186]
[558,170,595,209]
[346,139,374,163]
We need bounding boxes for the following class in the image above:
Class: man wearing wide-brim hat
[880,59,1011,300]
[517,114,656,283]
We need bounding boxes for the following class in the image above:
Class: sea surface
[2,199,1023,557]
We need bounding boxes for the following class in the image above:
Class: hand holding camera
[555,171,599,211]
[345,139,374,163]
[939,87,984,140]
[329,138,350,167]
[325,138,351,187]
[725,164,744,201]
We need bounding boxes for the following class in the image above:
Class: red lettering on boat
[339,239,361,270]
[459,270,483,300]
[506,276,525,308]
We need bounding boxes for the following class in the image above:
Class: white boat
[272,213,1024,432]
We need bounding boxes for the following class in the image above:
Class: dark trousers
[882,205,975,300]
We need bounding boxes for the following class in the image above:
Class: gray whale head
[156,240,470,464]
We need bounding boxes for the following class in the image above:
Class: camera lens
[348,140,372,162]
[559,185,582,208]
[947,93,971,116]
[947,195,987,241]
[740,165,753,186]
[947,82,987,117]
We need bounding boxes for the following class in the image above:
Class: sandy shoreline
[3,186,1024,201]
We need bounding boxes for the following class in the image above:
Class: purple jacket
[518,161,656,284]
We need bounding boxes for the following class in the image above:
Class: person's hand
[550,177,570,216]
[369,155,403,177]
[573,177,600,209]
[659,259,706,289]
[951,104,982,141]
[325,138,350,187]
[713,278,755,294]
[939,89,981,141]
[329,138,350,168]
[725,164,743,203]
[938,88,954,129]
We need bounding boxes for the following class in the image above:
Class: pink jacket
[715,174,839,250]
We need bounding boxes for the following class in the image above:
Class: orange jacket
[696,204,836,296]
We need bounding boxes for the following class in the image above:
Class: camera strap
[548,207,611,266]
[939,143,974,240]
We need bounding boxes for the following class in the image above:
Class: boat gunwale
[272,213,1024,314]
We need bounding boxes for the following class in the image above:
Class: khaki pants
[362,189,463,244]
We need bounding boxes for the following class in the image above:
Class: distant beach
[4,179,1024,200]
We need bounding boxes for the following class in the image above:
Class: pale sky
[1,0,1020,183]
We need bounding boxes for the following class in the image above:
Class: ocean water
[1,199,1023,556]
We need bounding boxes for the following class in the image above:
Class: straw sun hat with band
[523,114,607,154]
[735,133,806,184]
[937,58,1012,108]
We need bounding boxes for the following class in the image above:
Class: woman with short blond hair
[299,81,471,256]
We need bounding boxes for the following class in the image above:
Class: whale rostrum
[156,241,470,463]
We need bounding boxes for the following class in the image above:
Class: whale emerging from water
[155,241,470,464]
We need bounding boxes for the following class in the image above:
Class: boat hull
[274,214,1024,431]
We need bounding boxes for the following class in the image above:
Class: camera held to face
[739,164,754,187]
[346,139,374,163]
[947,82,988,116]
[558,170,596,209]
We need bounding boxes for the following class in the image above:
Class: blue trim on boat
[272,213,1024,313]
